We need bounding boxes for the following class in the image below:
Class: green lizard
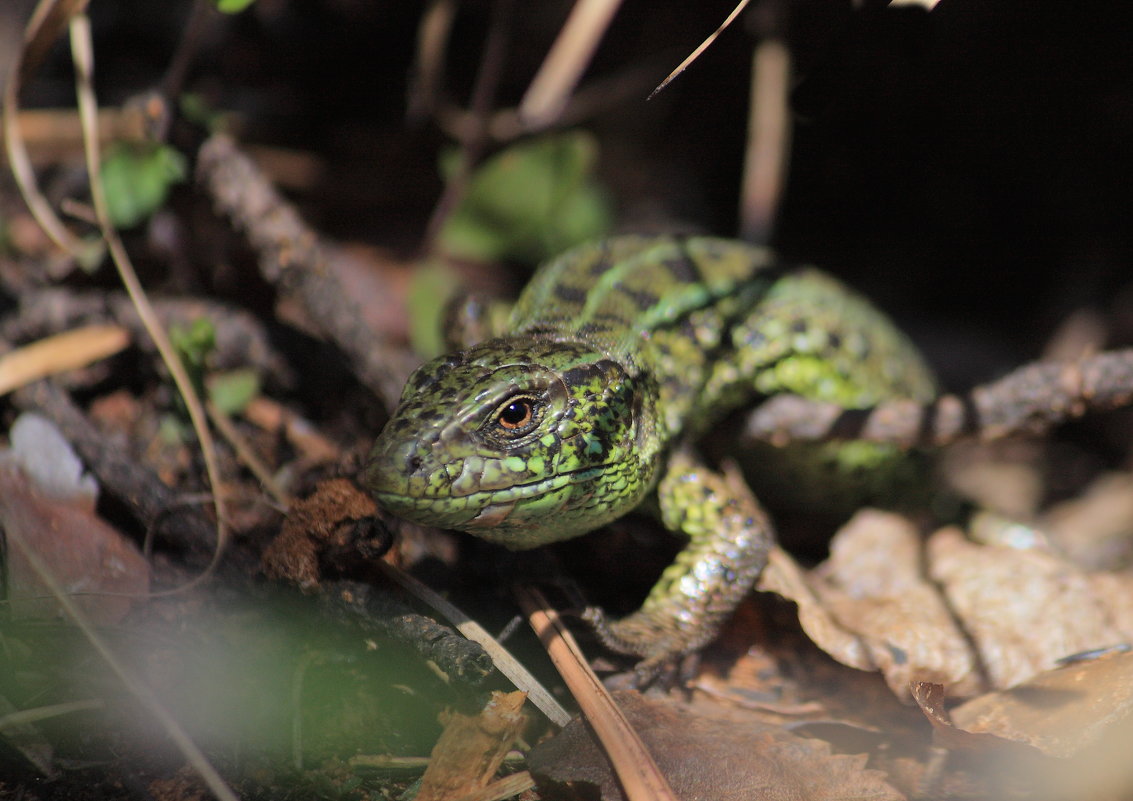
[364,235,935,674]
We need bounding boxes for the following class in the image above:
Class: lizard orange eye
[497,398,534,429]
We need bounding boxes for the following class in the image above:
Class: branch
[744,349,1133,448]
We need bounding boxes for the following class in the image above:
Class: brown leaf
[0,464,149,624]
[416,690,528,801]
[950,650,1133,759]
[928,527,1131,690]
[911,682,1038,757]
[913,654,1133,799]
[760,511,980,697]
[1043,471,1133,570]
[758,546,876,672]
[528,691,904,801]
[761,510,1133,701]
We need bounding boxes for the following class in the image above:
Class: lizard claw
[582,605,709,687]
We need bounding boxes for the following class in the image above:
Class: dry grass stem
[376,561,572,726]
[69,12,230,587]
[515,585,680,801]
[739,38,791,244]
[649,0,753,99]
[519,0,624,129]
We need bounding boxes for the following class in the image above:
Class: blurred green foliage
[213,0,257,13]
[438,131,612,264]
[99,142,187,229]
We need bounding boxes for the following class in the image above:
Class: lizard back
[509,235,934,440]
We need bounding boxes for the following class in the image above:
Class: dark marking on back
[577,321,614,338]
[562,362,602,389]
[553,284,588,304]
[662,254,701,284]
[589,250,615,277]
[615,282,659,312]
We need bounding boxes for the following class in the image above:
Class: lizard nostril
[404,452,423,474]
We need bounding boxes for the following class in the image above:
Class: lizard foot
[582,605,715,687]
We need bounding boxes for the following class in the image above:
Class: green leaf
[169,318,217,372]
[100,142,187,229]
[438,131,612,264]
[213,0,256,13]
[407,260,460,359]
[158,413,189,444]
[179,93,225,132]
[207,369,261,415]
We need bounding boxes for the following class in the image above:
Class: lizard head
[362,337,659,549]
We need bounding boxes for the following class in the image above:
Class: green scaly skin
[364,236,935,675]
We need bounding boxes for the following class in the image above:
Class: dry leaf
[910,654,1133,799]
[758,545,876,672]
[928,527,1130,690]
[761,509,1133,700]
[951,650,1133,758]
[1042,471,1133,570]
[0,464,149,624]
[416,690,527,801]
[813,511,980,695]
[760,511,980,697]
[528,691,904,801]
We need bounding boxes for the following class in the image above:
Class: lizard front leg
[585,448,775,677]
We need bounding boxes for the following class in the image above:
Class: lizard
[363,235,936,676]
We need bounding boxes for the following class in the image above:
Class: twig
[206,399,291,508]
[434,62,657,143]
[744,349,1133,448]
[3,0,95,258]
[420,0,515,255]
[409,0,458,120]
[377,561,572,726]
[514,585,680,801]
[738,26,790,243]
[316,579,496,687]
[195,133,418,412]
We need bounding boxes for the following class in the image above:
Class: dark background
[5,0,1133,389]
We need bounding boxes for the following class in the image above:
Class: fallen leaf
[416,690,527,801]
[950,650,1133,758]
[760,510,1133,700]
[528,691,904,801]
[928,527,1130,690]
[760,511,980,697]
[0,464,149,624]
[1042,471,1133,570]
[909,654,1133,800]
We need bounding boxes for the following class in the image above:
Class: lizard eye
[490,395,542,435]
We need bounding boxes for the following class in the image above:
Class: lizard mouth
[369,464,607,536]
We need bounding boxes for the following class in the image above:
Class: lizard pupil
[498,399,533,429]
